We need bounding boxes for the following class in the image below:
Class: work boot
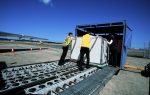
[78,67,84,71]
[58,62,65,66]
[58,61,64,66]
[86,65,90,69]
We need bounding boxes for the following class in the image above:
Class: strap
[82,37,98,61]
[70,37,77,60]
[89,37,98,52]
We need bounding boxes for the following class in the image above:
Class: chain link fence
[144,42,150,58]
[128,42,150,58]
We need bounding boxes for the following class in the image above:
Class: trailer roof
[76,21,132,35]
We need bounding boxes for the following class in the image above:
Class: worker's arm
[71,36,76,40]
[90,35,96,39]
[67,37,72,45]
[107,39,113,45]
[67,36,76,45]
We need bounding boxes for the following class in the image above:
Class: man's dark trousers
[78,47,90,70]
[110,47,117,67]
[58,46,69,65]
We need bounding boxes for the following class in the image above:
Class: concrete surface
[0,47,70,67]
[0,43,149,95]
[0,44,46,49]
[100,57,150,95]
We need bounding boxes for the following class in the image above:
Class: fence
[127,42,150,58]
[144,42,150,58]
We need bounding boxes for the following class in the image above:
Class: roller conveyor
[0,61,98,95]
[0,36,112,95]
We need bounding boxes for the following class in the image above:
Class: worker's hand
[71,37,75,40]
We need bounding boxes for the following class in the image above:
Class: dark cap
[68,32,73,36]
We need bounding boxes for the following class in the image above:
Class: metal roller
[0,61,99,95]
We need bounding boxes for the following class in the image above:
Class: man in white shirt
[107,35,118,67]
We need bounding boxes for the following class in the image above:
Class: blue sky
[0,0,150,48]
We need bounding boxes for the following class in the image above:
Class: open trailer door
[74,21,132,68]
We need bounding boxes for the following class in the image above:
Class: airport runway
[0,43,49,53]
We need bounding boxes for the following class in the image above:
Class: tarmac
[0,43,149,95]
[0,43,64,67]
[100,57,150,95]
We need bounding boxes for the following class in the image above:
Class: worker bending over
[58,32,73,66]
[78,31,91,71]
